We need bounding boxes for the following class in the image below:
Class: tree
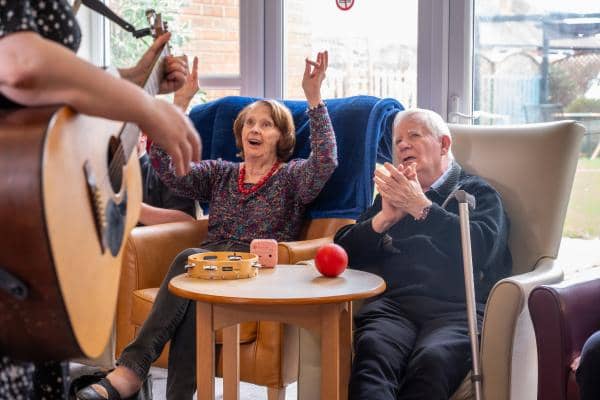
[107,0,191,68]
[106,1,206,106]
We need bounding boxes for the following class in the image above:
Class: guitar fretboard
[111,44,169,183]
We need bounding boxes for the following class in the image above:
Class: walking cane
[453,190,483,400]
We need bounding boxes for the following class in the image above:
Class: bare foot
[90,366,142,399]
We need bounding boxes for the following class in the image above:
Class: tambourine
[185,251,260,280]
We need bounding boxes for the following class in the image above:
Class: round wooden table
[169,264,385,400]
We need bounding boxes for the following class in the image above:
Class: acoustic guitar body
[0,106,141,361]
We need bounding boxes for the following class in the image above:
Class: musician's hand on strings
[118,32,188,94]
[140,98,202,176]
[160,53,189,94]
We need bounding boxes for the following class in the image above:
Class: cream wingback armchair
[298,120,584,400]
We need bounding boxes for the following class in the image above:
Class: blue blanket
[189,95,403,219]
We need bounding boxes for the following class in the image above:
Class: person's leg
[78,248,203,399]
[164,243,247,400]
[397,299,480,400]
[577,330,600,400]
[349,297,418,400]
[165,300,197,400]
[32,361,69,399]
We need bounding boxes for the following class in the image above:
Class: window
[104,0,241,105]
[283,0,418,108]
[473,0,600,129]
[471,0,600,242]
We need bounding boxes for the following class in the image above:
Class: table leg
[196,302,215,400]
[321,303,341,400]
[223,324,240,400]
[340,302,352,400]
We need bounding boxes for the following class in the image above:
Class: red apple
[315,244,348,277]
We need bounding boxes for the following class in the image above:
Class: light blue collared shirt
[429,160,453,191]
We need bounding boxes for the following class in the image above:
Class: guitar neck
[119,44,169,161]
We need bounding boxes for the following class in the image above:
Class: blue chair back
[189,95,403,219]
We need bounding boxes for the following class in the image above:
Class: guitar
[0,10,171,361]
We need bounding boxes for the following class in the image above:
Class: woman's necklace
[238,161,281,196]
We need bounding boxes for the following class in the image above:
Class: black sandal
[69,370,149,400]
[76,377,122,400]
[69,371,107,399]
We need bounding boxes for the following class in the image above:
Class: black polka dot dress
[1,2,83,397]
[0,356,34,399]
[0,0,81,50]
[0,0,82,108]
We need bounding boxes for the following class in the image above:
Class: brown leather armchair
[529,275,600,400]
[115,217,353,399]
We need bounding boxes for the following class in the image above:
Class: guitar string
[105,43,167,189]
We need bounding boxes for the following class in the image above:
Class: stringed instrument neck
[0,7,179,361]
[113,10,171,179]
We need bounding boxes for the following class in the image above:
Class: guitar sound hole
[108,136,126,193]
[105,194,127,257]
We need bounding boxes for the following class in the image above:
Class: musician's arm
[0,32,154,121]
[0,31,200,176]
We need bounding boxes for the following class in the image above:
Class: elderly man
[335,108,512,400]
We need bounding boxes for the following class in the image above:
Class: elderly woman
[76,51,336,400]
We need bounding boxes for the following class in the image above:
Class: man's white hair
[391,108,453,165]
[392,108,451,139]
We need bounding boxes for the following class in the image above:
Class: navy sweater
[334,162,512,304]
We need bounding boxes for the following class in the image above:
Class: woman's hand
[174,55,200,112]
[302,50,328,108]
[119,33,188,94]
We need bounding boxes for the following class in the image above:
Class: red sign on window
[336,0,355,11]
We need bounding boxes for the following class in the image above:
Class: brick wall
[178,0,240,76]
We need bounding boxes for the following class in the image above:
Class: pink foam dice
[250,239,278,268]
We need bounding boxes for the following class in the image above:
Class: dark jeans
[349,295,483,400]
[577,330,600,400]
[117,243,247,400]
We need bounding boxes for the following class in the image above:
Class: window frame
[86,1,472,113]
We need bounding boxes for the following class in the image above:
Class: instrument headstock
[141,9,172,95]
[146,9,168,40]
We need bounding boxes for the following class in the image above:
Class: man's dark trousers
[349,295,483,400]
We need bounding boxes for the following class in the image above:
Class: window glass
[284,0,418,108]
[474,0,600,240]
[106,0,240,103]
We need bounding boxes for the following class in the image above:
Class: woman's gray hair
[392,108,451,139]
